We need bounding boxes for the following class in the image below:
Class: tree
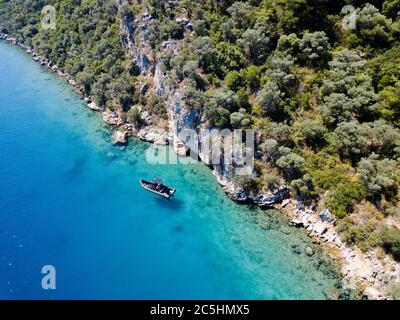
[230,109,251,128]
[358,153,398,200]
[126,105,144,127]
[355,4,394,47]
[266,122,292,147]
[225,70,245,91]
[238,28,271,64]
[290,174,317,203]
[320,50,378,126]
[207,87,240,112]
[181,85,205,112]
[163,21,185,40]
[257,81,286,121]
[379,81,400,127]
[76,68,95,95]
[277,33,300,55]
[214,42,246,75]
[333,121,400,162]
[276,152,306,181]
[266,53,296,90]
[183,60,199,81]
[108,76,136,111]
[383,0,400,19]
[333,121,369,162]
[204,100,231,129]
[227,1,254,29]
[193,36,215,72]
[262,0,336,34]
[244,65,261,91]
[298,31,331,67]
[294,119,327,148]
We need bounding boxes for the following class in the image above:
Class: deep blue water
[0,42,343,299]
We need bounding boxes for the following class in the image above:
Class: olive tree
[320,50,378,126]
[358,153,398,199]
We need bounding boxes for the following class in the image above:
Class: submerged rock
[305,247,315,257]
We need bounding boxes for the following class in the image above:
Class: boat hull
[140,180,176,199]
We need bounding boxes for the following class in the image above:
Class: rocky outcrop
[102,109,123,126]
[112,130,128,145]
[137,127,171,145]
[88,101,102,112]
[282,198,400,300]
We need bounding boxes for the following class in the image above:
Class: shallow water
[0,41,343,299]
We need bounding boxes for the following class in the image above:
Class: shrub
[326,181,367,218]
[380,225,400,261]
[244,65,261,91]
[387,282,400,300]
[290,174,318,203]
[337,217,381,252]
[225,70,245,91]
[126,106,143,127]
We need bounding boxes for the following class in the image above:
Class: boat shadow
[154,197,184,211]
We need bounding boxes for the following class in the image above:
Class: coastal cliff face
[1,0,400,299]
[117,1,261,203]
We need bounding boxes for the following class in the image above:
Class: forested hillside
[1,0,400,283]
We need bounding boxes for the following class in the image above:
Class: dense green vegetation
[1,0,399,260]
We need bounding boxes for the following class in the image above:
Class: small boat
[140,178,176,199]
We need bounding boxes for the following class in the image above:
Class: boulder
[319,209,336,223]
[281,199,290,208]
[226,188,249,203]
[364,287,381,300]
[291,219,304,228]
[313,222,328,236]
[112,130,128,145]
[305,247,314,257]
[88,101,101,112]
[154,137,169,145]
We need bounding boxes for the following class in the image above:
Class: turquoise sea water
[0,41,343,299]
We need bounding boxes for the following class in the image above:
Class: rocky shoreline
[2,31,399,300]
